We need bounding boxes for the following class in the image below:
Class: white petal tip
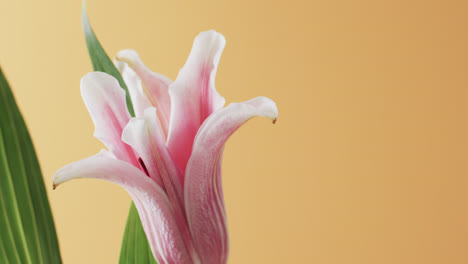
[52,166,73,189]
[52,173,65,190]
[197,30,226,45]
[80,72,118,91]
[115,49,140,68]
[194,31,226,55]
[121,117,146,146]
[52,179,64,190]
[245,96,279,122]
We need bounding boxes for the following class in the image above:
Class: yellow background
[1,0,468,263]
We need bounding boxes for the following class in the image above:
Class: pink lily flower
[53,30,278,264]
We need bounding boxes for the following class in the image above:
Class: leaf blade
[119,203,158,264]
[0,67,62,264]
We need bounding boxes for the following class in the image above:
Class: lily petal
[80,72,139,167]
[167,30,226,174]
[122,107,199,262]
[116,50,172,137]
[121,107,183,202]
[121,117,164,187]
[53,150,193,264]
[114,58,152,118]
[184,97,278,264]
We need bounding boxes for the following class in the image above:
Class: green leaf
[119,203,158,264]
[81,5,157,264]
[0,67,62,264]
[81,3,135,117]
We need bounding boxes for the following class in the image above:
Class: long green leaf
[81,6,157,264]
[119,203,158,264]
[0,67,62,264]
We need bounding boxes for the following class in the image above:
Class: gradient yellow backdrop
[1,0,468,263]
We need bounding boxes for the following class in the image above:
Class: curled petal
[121,107,183,202]
[80,72,139,167]
[116,50,172,137]
[184,97,278,264]
[121,117,164,187]
[114,58,152,118]
[167,30,226,174]
[53,150,193,264]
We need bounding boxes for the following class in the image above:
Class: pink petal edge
[80,72,139,167]
[167,30,227,174]
[184,96,278,264]
[115,49,173,137]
